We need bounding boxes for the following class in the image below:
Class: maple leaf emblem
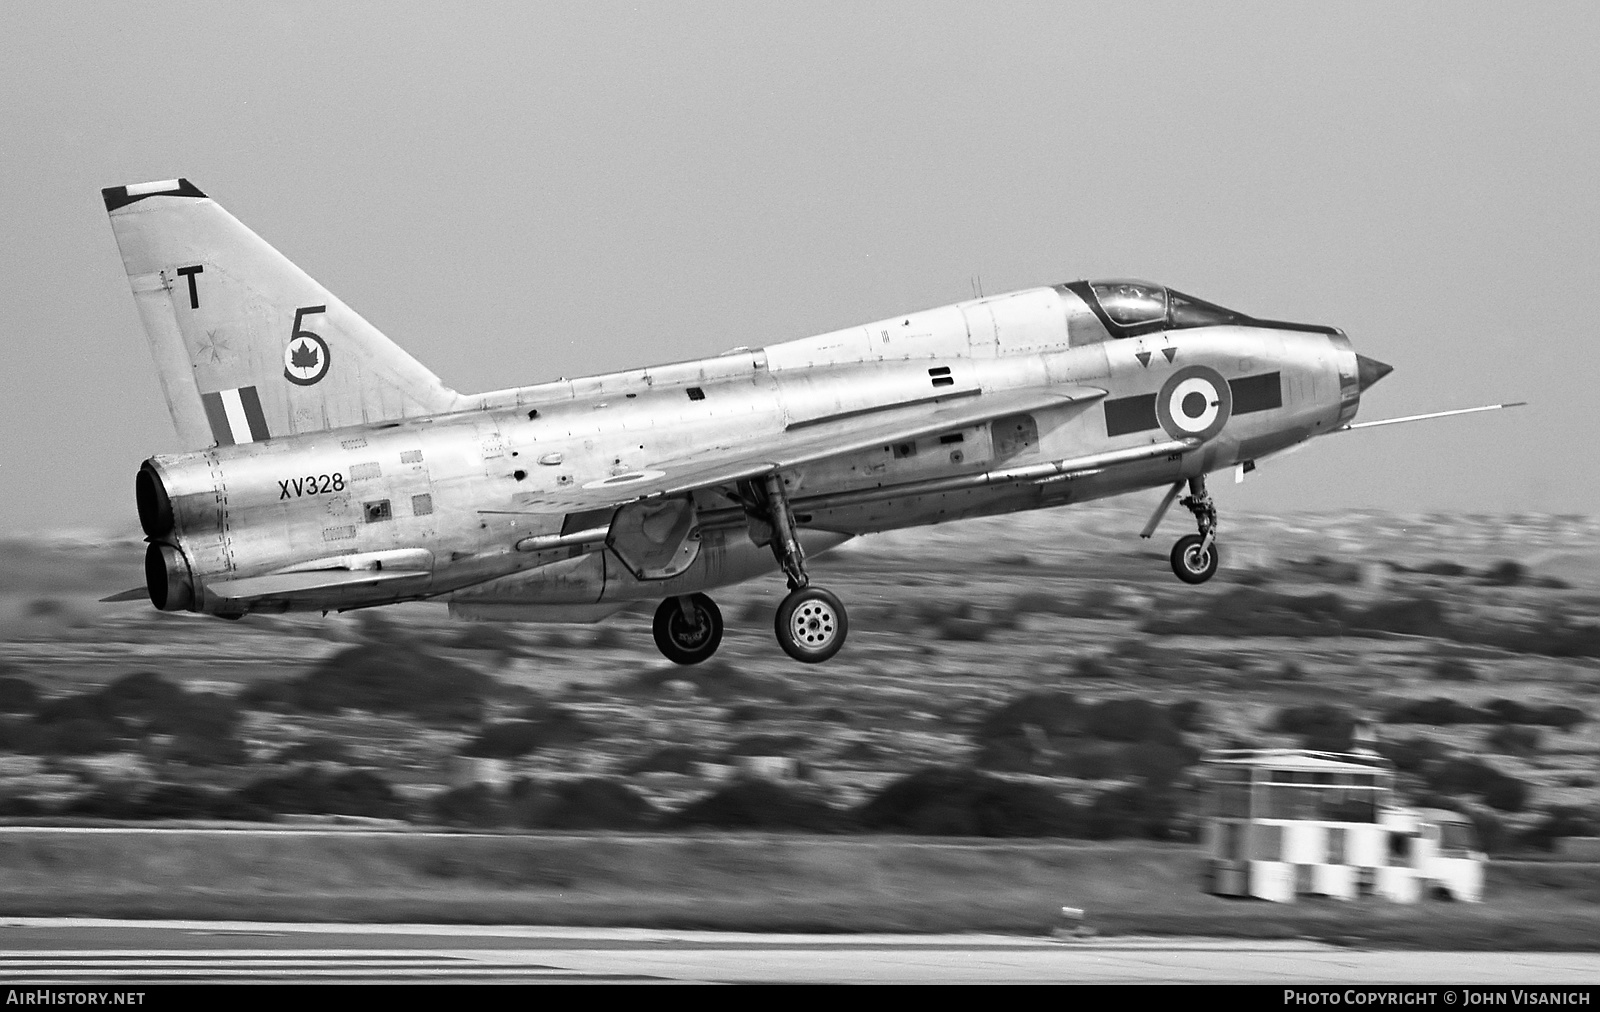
[290,341,320,370]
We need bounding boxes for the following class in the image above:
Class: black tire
[1171,534,1220,584]
[652,593,723,665]
[774,586,848,664]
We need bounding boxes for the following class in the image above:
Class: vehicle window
[1251,824,1283,861]
[1440,822,1478,852]
[1389,832,1414,863]
[1092,282,1167,327]
[1327,827,1346,864]
[1168,289,1244,328]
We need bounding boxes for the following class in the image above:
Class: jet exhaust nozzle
[1356,354,1393,393]
[144,542,194,611]
[136,461,174,538]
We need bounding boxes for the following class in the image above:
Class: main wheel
[774,586,848,663]
[652,593,723,665]
[1171,533,1220,584]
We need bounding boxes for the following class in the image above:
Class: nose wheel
[1171,533,1220,584]
[652,592,723,665]
[1170,476,1220,585]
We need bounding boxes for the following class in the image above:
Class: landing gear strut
[652,592,723,665]
[756,473,848,663]
[1170,476,1220,584]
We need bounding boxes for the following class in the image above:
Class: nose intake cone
[1356,354,1393,393]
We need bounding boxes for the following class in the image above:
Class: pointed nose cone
[1356,354,1393,393]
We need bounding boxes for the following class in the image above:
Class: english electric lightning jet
[103,179,1520,664]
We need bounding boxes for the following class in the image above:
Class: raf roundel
[1156,364,1232,441]
[283,333,331,386]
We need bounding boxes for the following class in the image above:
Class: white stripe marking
[220,387,253,444]
[124,179,181,196]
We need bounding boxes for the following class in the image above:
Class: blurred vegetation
[460,702,596,759]
[724,733,811,758]
[0,678,39,714]
[432,778,658,831]
[1141,586,1600,658]
[62,784,252,821]
[1423,758,1530,813]
[973,692,1198,788]
[28,769,409,822]
[273,738,361,766]
[1378,736,1448,775]
[1263,699,1550,819]
[1520,806,1598,852]
[0,672,246,762]
[512,777,656,830]
[235,767,409,820]
[1084,783,1186,841]
[241,643,496,724]
[1383,697,1586,730]
[449,622,523,656]
[1396,557,1567,589]
[1429,655,1479,682]
[668,780,845,832]
[856,766,1079,837]
[623,744,706,775]
[0,535,1591,857]
[1272,704,1358,753]
[623,659,797,702]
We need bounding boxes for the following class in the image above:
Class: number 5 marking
[283,305,330,386]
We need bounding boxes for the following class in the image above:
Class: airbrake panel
[607,496,701,580]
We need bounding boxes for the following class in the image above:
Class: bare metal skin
[105,179,1512,664]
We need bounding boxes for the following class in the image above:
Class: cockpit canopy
[1069,279,1245,337]
[1062,279,1339,341]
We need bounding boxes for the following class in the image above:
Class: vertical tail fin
[103,179,462,448]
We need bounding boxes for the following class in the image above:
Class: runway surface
[0,920,1597,984]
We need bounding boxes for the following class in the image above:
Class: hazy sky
[1,2,1595,534]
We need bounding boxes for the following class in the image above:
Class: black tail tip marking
[102,178,207,212]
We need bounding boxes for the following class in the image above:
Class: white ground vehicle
[1201,749,1484,903]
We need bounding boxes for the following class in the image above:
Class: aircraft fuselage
[139,283,1359,621]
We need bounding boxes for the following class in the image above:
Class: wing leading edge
[498,385,1109,513]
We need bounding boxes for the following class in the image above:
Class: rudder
[104,178,462,448]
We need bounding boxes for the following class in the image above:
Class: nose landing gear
[1170,476,1220,584]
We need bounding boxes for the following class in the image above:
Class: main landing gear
[649,474,849,666]
[775,585,847,664]
[759,474,848,663]
[652,592,723,665]
[1142,475,1222,584]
